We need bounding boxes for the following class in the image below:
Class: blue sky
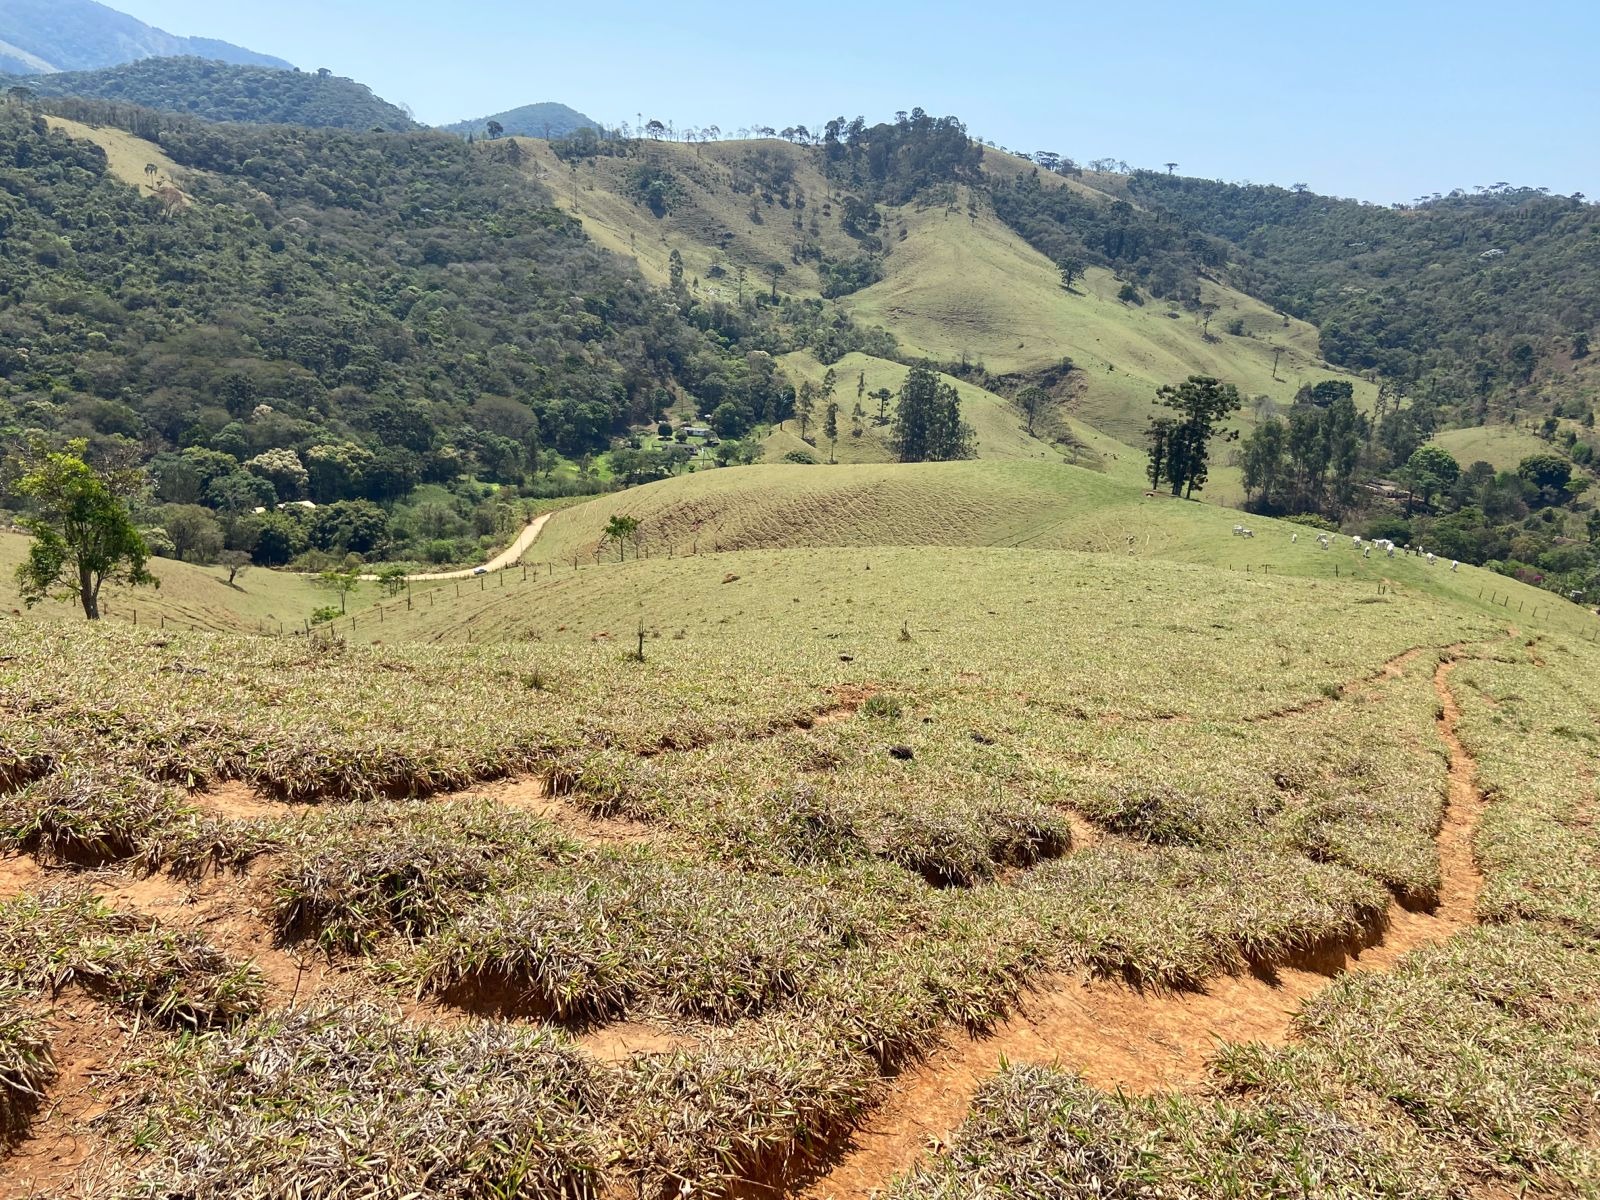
[111,0,1598,203]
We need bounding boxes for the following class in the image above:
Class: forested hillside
[0,0,290,74]
[3,59,416,130]
[443,101,599,141]
[1122,173,1600,408]
[0,106,894,563]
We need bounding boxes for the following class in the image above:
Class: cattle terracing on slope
[1,457,1598,1199]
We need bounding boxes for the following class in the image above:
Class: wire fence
[87,550,1600,647]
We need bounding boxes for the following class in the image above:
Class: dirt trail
[357,513,551,584]
[404,513,551,581]
[800,654,1487,1200]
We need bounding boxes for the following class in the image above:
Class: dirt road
[363,514,553,583]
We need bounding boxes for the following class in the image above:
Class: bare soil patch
[800,651,1491,1200]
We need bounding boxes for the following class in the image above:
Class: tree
[157,504,224,563]
[604,514,641,561]
[1057,257,1086,289]
[824,401,839,463]
[13,441,157,621]
[1146,376,1242,498]
[376,565,409,597]
[1015,386,1048,436]
[795,380,818,440]
[316,567,361,614]
[218,550,252,587]
[485,120,504,140]
[1164,162,1179,175]
[892,364,975,463]
[668,248,685,292]
[1403,445,1462,510]
[1517,453,1572,505]
[1240,416,1288,508]
[871,388,893,426]
[1573,331,1591,359]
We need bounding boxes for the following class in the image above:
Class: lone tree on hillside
[1016,385,1048,437]
[1145,376,1242,498]
[1057,256,1086,290]
[485,120,504,140]
[316,567,361,614]
[604,514,641,561]
[219,550,252,588]
[13,440,157,620]
[824,401,839,463]
[1164,162,1178,175]
[893,364,976,463]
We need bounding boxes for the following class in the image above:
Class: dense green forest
[0,105,890,565]
[1123,173,1600,402]
[2,59,415,130]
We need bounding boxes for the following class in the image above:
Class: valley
[1,12,1598,1199]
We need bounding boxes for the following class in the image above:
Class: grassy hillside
[42,114,187,194]
[839,201,1374,444]
[519,138,1373,453]
[0,531,326,634]
[6,448,1600,1198]
[1430,424,1560,473]
[363,460,1574,649]
[770,351,1142,477]
[517,137,864,296]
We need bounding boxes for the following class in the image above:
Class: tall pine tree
[893,364,976,462]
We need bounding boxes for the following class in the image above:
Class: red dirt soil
[799,653,1488,1200]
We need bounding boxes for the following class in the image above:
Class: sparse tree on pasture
[13,440,157,621]
[604,514,641,561]
[1016,386,1048,436]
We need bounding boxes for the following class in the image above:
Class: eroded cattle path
[798,651,1488,1200]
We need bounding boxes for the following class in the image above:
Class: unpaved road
[364,514,552,583]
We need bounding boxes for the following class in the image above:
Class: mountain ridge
[0,0,292,74]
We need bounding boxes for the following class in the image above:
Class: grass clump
[0,890,262,1029]
[271,801,579,952]
[617,1019,874,1199]
[891,1063,1447,1200]
[0,987,54,1135]
[408,854,871,1022]
[99,1001,605,1200]
[0,763,193,866]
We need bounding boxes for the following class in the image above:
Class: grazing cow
[1451,560,1459,572]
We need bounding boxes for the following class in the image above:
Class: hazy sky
[108,0,1599,203]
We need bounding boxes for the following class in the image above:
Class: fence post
[133,609,137,626]
[455,582,460,599]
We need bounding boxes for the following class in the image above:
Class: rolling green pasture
[2,455,1598,1198]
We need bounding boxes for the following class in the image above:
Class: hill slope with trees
[2,58,417,130]
[0,0,291,74]
[443,101,599,141]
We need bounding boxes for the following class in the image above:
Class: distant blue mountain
[0,0,293,75]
